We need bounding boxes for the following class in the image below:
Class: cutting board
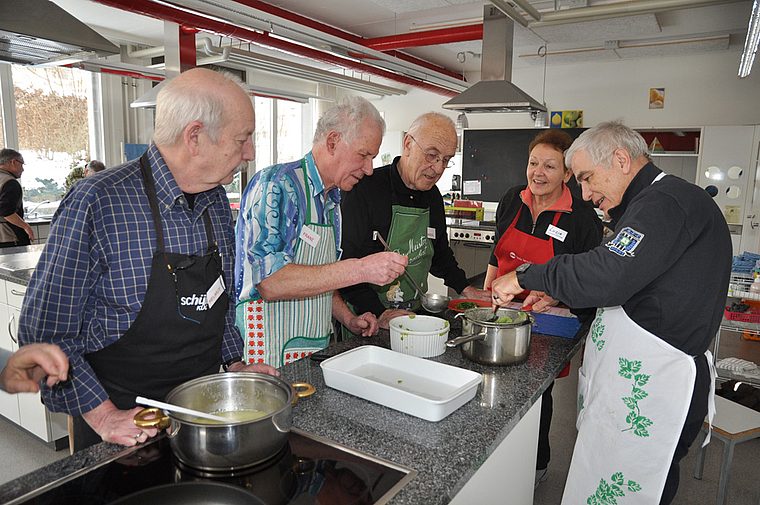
[531,313,582,339]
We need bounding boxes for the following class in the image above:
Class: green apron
[371,177,435,312]
[236,159,334,368]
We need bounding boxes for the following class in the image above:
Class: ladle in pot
[373,231,450,313]
[136,396,230,423]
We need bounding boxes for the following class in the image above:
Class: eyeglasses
[169,256,201,325]
[409,136,453,168]
[13,159,24,166]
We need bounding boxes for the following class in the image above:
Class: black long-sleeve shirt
[523,162,732,425]
[340,158,469,317]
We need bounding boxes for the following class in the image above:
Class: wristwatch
[515,263,531,290]
[222,356,243,372]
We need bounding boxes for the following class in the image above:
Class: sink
[0,251,43,271]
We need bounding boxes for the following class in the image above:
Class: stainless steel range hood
[0,0,119,66]
[443,6,546,114]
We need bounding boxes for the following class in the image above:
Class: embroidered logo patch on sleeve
[606,227,644,257]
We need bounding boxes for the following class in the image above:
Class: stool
[694,395,760,505]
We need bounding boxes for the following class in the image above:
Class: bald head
[398,112,457,191]
[153,68,249,147]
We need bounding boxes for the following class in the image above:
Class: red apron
[494,204,562,298]
[494,203,570,378]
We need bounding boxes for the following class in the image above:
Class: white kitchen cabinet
[0,280,21,424]
[0,277,68,449]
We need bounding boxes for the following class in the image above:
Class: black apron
[72,153,228,451]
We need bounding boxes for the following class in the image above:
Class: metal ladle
[373,231,450,313]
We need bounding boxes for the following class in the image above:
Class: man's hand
[81,400,159,447]
[1,344,68,393]
[377,308,414,329]
[358,252,408,286]
[522,291,559,313]
[228,361,280,376]
[346,311,379,337]
[461,285,492,302]
[489,271,523,309]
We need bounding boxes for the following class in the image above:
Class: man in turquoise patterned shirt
[235,97,408,367]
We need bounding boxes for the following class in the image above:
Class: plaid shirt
[18,144,243,416]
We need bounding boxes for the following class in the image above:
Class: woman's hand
[523,291,559,312]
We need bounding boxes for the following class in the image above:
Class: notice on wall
[724,205,741,224]
[463,179,482,196]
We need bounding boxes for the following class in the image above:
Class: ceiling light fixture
[739,0,760,77]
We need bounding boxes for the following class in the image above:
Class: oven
[447,218,496,288]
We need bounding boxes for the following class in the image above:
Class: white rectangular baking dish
[320,346,482,422]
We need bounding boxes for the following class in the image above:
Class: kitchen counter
[0,312,586,504]
[0,244,45,285]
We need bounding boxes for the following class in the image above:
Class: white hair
[152,70,246,147]
[407,112,455,139]
[313,96,385,146]
[565,119,652,170]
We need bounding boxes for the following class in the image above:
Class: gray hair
[87,160,106,173]
[407,112,455,139]
[153,70,246,147]
[0,148,21,167]
[313,96,385,146]
[565,120,651,170]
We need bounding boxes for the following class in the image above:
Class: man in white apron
[491,121,731,504]
[235,97,408,368]
[340,113,491,330]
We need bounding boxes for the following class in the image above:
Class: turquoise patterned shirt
[235,152,342,302]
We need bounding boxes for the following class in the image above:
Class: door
[740,125,760,254]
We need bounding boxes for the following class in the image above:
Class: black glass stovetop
[21,429,415,505]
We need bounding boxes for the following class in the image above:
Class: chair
[694,394,760,505]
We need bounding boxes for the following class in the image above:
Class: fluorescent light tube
[739,0,760,78]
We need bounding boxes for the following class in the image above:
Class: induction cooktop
[9,429,416,505]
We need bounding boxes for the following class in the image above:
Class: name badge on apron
[427,227,436,239]
[206,275,226,309]
[299,224,321,248]
[546,224,567,242]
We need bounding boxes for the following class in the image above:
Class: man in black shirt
[341,112,490,329]
[0,149,33,247]
[492,121,731,505]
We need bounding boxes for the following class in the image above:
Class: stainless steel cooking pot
[446,307,533,365]
[134,373,314,471]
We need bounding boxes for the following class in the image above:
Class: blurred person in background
[85,160,106,177]
[0,148,34,247]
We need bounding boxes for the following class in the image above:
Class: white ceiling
[52,0,755,93]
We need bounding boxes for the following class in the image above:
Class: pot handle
[134,407,170,430]
[291,383,315,405]
[446,331,487,348]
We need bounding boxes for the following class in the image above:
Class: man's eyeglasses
[13,159,24,166]
[409,136,453,168]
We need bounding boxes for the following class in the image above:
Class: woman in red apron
[483,129,603,488]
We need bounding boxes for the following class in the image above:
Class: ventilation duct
[443,6,546,114]
[0,0,119,66]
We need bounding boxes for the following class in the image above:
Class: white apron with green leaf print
[561,306,696,505]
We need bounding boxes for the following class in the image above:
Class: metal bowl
[421,293,450,313]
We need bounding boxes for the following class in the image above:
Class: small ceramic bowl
[389,315,450,358]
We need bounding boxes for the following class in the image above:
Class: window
[276,100,302,164]
[9,65,91,217]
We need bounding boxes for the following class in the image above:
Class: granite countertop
[0,244,45,286]
[0,311,586,505]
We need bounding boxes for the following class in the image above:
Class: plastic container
[389,315,450,358]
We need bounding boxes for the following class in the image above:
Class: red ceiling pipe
[363,24,483,51]
[228,0,465,81]
[92,0,459,97]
